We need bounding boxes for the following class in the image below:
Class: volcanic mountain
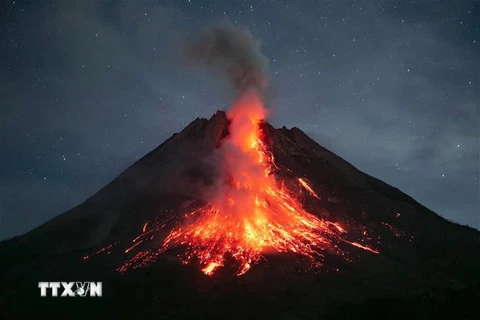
[1,110,480,319]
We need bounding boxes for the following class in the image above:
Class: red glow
[92,91,384,276]
[158,91,379,276]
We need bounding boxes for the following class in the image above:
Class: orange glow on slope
[348,242,380,254]
[157,91,379,276]
[125,240,143,253]
[298,178,321,199]
[202,262,223,276]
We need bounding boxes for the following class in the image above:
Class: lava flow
[158,91,378,276]
[85,91,381,276]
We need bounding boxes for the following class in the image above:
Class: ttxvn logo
[38,282,102,297]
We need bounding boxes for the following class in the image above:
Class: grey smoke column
[186,20,269,97]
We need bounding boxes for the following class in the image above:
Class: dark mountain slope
[1,111,479,319]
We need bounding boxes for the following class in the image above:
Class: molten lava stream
[160,92,362,276]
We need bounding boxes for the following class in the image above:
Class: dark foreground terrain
[2,111,479,319]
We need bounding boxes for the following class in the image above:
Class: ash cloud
[185,20,269,97]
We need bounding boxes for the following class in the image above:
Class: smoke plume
[185,20,269,98]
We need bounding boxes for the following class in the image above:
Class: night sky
[1,1,478,240]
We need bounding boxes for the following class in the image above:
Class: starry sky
[1,1,478,240]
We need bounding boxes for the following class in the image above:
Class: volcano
[2,106,480,318]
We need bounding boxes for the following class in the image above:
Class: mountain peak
[210,109,228,121]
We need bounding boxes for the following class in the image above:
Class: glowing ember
[83,243,116,261]
[298,178,321,200]
[347,242,380,254]
[125,240,143,253]
[202,262,223,276]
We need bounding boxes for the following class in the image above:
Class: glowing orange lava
[298,178,321,200]
[93,91,383,276]
[158,91,379,276]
